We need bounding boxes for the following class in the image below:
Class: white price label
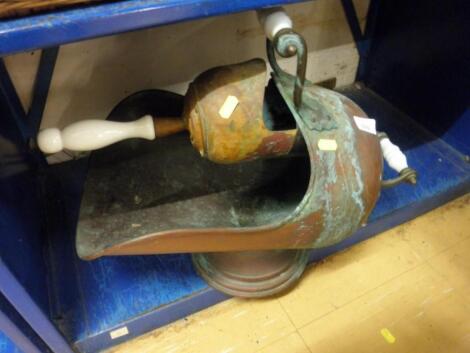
[218,95,239,119]
[110,326,129,339]
[354,116,376,135]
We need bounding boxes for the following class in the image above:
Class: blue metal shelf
[0,57,73,353]
[0,0,308,56]
[0,294,50,353]
[0,0,468,352]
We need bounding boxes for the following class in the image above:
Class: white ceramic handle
[257,7,293,40]
[380,137,409,173]
[37,115,155,154]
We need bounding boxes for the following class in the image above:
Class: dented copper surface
[148,59,297,163]
[184,59,297,163]
[76,60,382,260]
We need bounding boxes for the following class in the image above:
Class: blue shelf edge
[0,293,49,353]
[0,311,39,353]
[0,0,308,57]
[75,288,229,352]
[0,258,74,353]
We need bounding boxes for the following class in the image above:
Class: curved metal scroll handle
[378,132,418,188]
[381,168,417,188]
[267,28,307,109]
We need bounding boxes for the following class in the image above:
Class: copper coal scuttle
[37,8,416,297]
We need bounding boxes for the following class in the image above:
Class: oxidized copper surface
[192,249,309,298]
[184,59,297,164]
[151,59,297,163]
[153,117,186,138]
[76,61,382,260]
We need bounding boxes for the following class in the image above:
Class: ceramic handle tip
[257,7,293,40]
[37,115,156,154]
[380,137,409,173]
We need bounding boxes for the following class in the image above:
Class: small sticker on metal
[110,326,129,340]
[318,139,338,151]
[218,95,239,119]
[354,116,376,135]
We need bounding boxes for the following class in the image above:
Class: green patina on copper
[268,37,367,248]
[76,36,382,261]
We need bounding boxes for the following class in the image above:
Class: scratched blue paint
[0,0,309,56]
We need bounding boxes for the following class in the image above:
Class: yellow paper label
[318,139,338,151]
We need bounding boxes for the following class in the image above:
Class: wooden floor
[106,194,470,353]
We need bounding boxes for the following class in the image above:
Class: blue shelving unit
[0,0,468,352]
[0,293,51,353]
[0,0,308,56]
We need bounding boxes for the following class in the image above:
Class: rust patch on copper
[184,59,296,163]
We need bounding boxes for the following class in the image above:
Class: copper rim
[192,249,309,298]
